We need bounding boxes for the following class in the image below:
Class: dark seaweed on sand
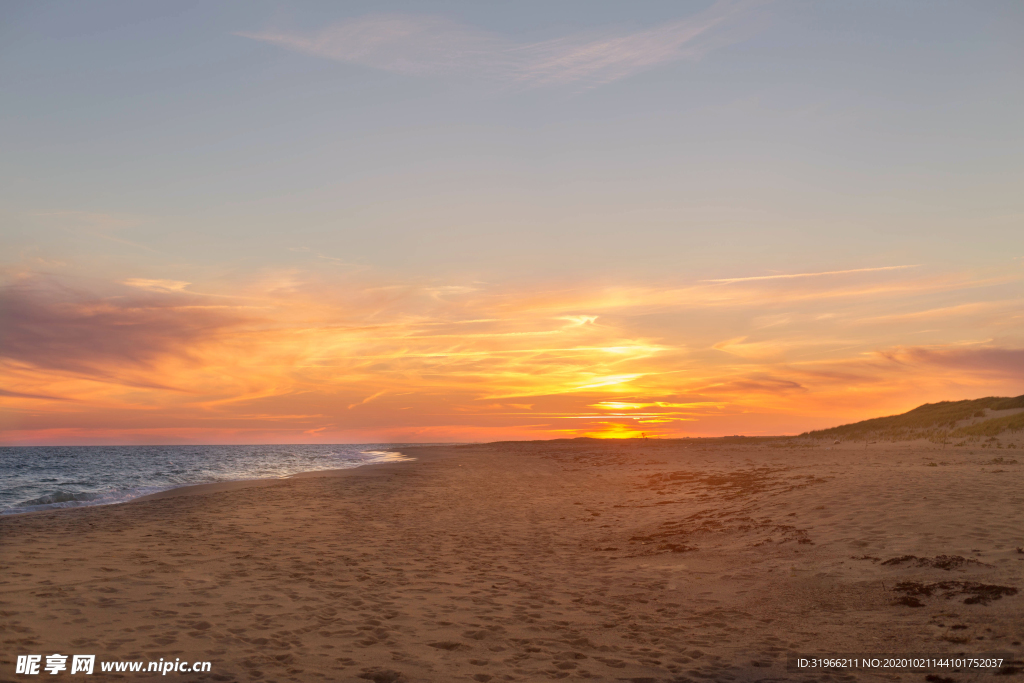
[891,581,1018,606]
[879,555,990,570]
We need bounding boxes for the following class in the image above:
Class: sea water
[0,444,433,515]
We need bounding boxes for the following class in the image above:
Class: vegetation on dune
[802,394,1024,441]
[951,411,1024,438]
[988,395,1024,411]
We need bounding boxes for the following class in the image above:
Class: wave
[18,490,105,506]
[1,447,415,515]
[2,485,174,515]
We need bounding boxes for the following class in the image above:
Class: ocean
[0,443,432,515]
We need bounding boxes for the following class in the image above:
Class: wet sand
[1,439,1022,682]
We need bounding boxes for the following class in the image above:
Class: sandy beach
[2,439,1022,682]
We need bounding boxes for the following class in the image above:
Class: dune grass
[802,394,1024,441]
[952,411,1024,438]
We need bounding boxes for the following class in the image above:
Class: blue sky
[4,1,1021,278]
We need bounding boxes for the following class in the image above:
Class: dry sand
[1,440,1022,682]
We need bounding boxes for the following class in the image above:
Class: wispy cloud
[348,390,386,410]
[124,278,191,293]
[880,346,1024,378]
[0,277,246,380]
[704,265,919,284]
[238,0,768,88]
[0,388,73,402]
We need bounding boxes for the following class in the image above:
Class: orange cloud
[2,264,1022,444]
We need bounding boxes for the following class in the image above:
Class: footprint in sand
[357,667,406,682]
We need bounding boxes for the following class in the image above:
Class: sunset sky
[2,1,1023,444]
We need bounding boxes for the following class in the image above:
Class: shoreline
[132,448,431,504]
[1,445,452,517]
[132,442,472,504]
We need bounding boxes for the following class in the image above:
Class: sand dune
[1,440,1022,682]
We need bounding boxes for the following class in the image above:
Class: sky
[1,0,1023,445]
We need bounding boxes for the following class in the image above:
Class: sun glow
[581,422,652,439]
[592,401,645,410]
